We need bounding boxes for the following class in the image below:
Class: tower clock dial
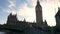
[36,6,42,11]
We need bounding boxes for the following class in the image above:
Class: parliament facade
[6,0,48,29]
[0,0,60,34]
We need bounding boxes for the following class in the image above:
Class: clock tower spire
[35,0,43,26]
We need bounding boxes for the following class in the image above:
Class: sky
[0,0,60,26]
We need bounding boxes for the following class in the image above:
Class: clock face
[36,6,42,11]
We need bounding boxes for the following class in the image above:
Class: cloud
[40,0,60,26]
[3,0,17,15]
[17,3,36,22]
[8,0,16,8]
[26,0,37,7]
[17,0,38,22]
[8,1,15,8]
[4,0,36,22]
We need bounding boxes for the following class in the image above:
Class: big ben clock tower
[35,0,43,26]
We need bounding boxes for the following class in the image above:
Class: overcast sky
[0,0,60,26]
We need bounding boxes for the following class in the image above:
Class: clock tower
[35,0,43,25]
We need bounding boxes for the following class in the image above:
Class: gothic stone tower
[7,13,17,25]
[35,0,43,26]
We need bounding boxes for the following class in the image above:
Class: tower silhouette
[35,0,43,25]
[7,13,17,25]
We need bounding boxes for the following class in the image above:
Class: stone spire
[37,0,40,4]
[37,0,41,6]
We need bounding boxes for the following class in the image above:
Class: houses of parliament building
[0,0,60,34]
[6,0,48,29]
[0,0,49,32]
